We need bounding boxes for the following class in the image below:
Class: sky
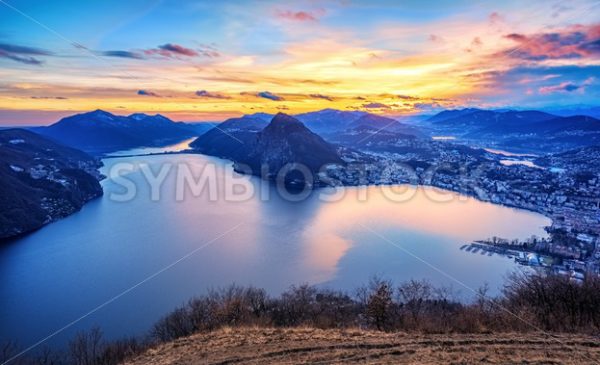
[0,0,599,125]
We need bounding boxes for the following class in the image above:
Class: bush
[7,273,600,364]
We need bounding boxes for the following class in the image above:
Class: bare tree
[69,327,103,365]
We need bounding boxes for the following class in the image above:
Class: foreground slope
[0,129,103,240]
[124,327,600,365]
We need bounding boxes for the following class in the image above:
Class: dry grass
[123,327,600,364]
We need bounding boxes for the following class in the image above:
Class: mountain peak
[264,113,308,134]
[129,113,149,120]
[90,109,113,116]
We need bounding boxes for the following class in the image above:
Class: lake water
[484,148,539,158]
[106,138,196,157]
[0,152,551,349]
[499,160,544,169]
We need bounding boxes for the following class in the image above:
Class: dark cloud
[159,43,198,56]
[580,39,600,53]
[244,91,284,101]
[0,43,51,55]
[0,43,51,65]
[137,89,160,97]
[0,53,43,65]
[396,94,420,101]
[362,102,390,109]
[102,50,144,59]
[539,82,580,94]
[309,93,333,101]
[195,90,230,99]
[30,96,68,100]
[144,43,206,58]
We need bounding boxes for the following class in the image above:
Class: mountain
[426,108,484,123]
[431,109,557,131]
[347,114,426,138]
[236,113,344,185]
[35,110,197,154]
[183,122,218,136]
[0,129,103,240]
[189,115,269,160]
[326,124,419,150]
[244,112,274,122]
[425,108,600,152]
[295,109,366,133]
[543,106,600,119]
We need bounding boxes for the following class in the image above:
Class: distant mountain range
[192,113,344,186]
[32,110,204,154]
[17,106,600,158]
[0,129,103,240]
[247,109,424,138]
[189,109,426,161]
[425,108,600,153]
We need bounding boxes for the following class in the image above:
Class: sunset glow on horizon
[1,0,599,124]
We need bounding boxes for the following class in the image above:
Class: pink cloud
[502,24,600,61]
[428,34,444,43]
[488,12,503,25]
[276,9,322,22]
[538,78,593,94]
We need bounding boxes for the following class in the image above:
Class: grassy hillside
[124,327,600,364]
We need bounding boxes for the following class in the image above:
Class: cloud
[143,43,204,58]
[397,94,420,101]
[538,78,594,94]
[30,96,68,100]
[428,34,444,43]
[243,91,284,101]
[0,43,51,65]
[276,10,320,22]
[137,89,160,97]
[158,43,198,56]
[362,102,390,109]
[0,43,51,55]
[195,90,230,99]
[539,82,581,94]
[309,93,333,101]
[414,102,445,112]
[102,50,144,59]
[488,12,503,25]
[502,24,600,61]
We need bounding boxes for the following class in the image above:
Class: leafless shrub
[8,273,600,364]
[69,327,103,365]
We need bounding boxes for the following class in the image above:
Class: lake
[0,152,551,349]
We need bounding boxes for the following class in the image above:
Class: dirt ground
[123,327,600,364]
